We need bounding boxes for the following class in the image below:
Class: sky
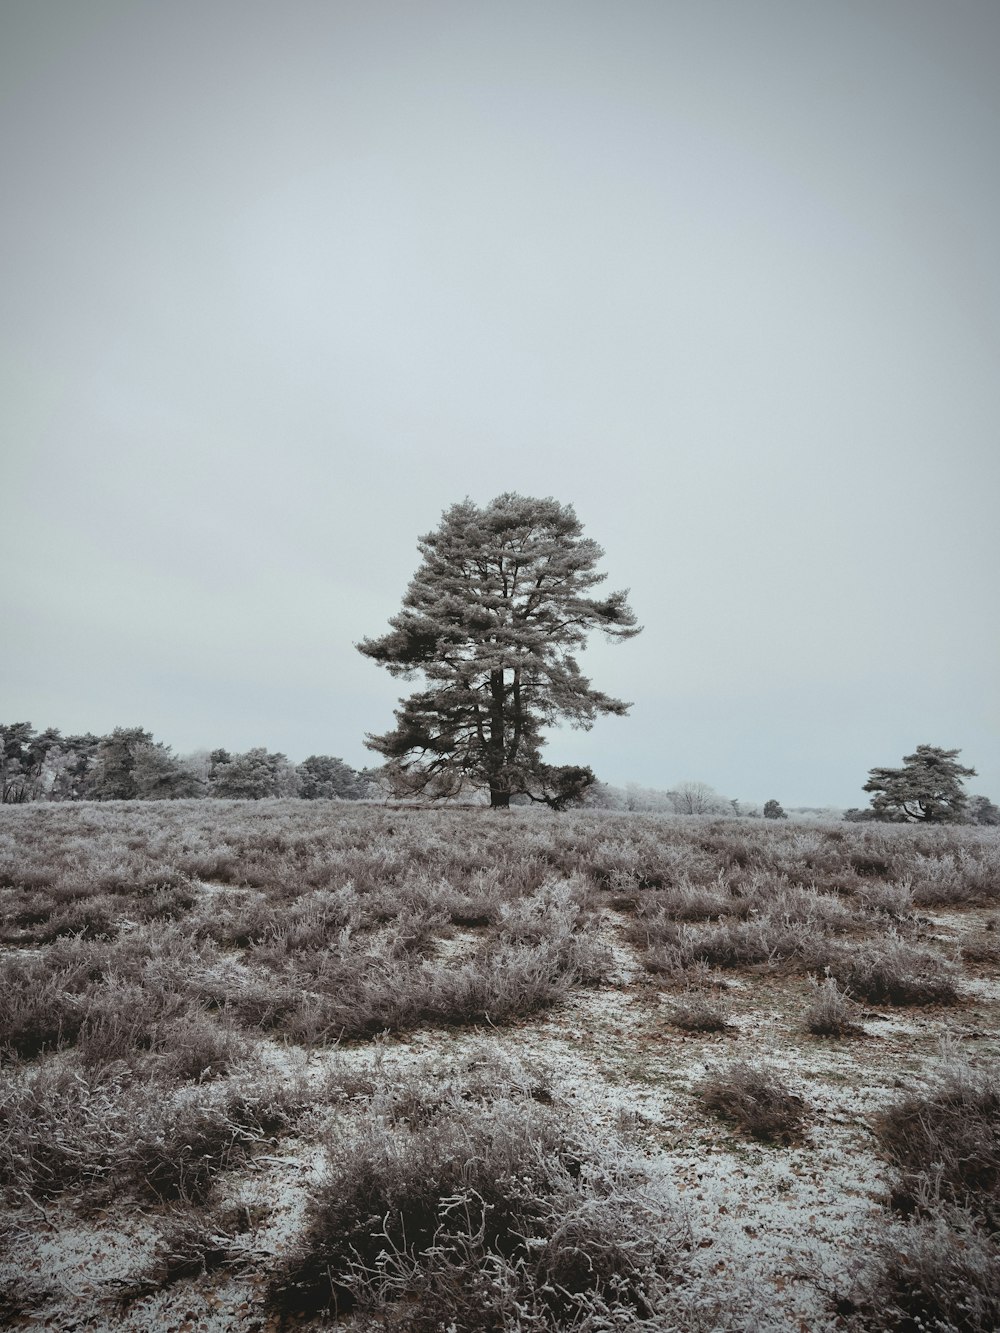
[2,0,998,809]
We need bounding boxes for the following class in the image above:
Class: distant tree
[763,799,787,820]
[45,733,101,801]
[862,744,976,824]
[1,723,63,802]
[534,763,598,811]
[580,781,628,811]
[87,727,157,800]
[208,748,232,776]
[355,766,392,801]
[966,794,1000,827]
[297,755,365,800]
[621,784,674,813]
[358,494,640,808]
[131,741,205,799]
[667,781,730,815]
[211,747,300,799]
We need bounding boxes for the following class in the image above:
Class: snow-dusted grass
[1,802,999,1330]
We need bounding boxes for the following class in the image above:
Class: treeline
[0,723,382,804]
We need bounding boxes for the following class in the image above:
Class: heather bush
[875,1058,1000,1224]
[858,880,915,921]
[804,976,863,1037]
[697,1060,808,1144]
[845,1210,1000,1333]
[668,992,732,1033]
[831,935,959,1006]
[269,1095,688,1328]
[0,1064,311,1203]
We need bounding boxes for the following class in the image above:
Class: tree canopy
[0,723,372,803]
[862,744,976,823]
[358,494,640,808]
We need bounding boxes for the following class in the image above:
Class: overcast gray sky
[3,0,998,808]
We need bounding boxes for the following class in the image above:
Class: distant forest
[0,723,379,804]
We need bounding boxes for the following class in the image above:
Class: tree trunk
[490,788,511,809]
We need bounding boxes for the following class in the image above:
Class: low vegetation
[842,1055,1000,1331]
[1,801,998,1330]
[271,1073,688,1329]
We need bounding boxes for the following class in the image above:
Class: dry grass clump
[685,917,834,971]
[262,878,610,1044]
[622,880,732,922]
[625,875,856,983]
[697,1060,808,1144]
[269,1090,688,1330]
[0,933,247,1072]
[960,924,1000,969]
[286,935,607,1044]
[320,1043,556,1128]
[110,1210,251,1305]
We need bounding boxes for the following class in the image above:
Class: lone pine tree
[863,744,976,823]
[358,494,640,808]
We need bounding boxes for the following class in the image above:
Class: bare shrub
[697,1061,808,1144]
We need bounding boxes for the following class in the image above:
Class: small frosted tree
[359,494,640,808]
[862,745,976,823]
[667,781,729,815]
[763,799,787,820]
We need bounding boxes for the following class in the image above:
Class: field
[1,801,999,1332]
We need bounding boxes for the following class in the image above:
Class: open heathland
[1,801,999,1330]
